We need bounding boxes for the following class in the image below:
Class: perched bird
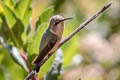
[32,15,72,65]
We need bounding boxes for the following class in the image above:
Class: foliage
[0,0,61,79]
[0,0,119,80]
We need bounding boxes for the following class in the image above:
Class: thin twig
[24,2,111,80]
[21,49,38,80]
[59,2,111,47]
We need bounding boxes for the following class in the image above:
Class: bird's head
[48,15,72,32]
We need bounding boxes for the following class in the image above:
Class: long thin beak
[59,18,72,23]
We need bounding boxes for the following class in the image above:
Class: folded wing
[32,30,57,64]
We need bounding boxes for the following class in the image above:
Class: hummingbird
[32,15,72,65]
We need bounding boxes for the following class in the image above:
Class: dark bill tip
[59,18,72,23]
[62,18,72,21]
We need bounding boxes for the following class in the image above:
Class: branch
[21,49,38,80]
[24,2,111,80]
[59,2,111,47]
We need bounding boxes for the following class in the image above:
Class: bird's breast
[55,23,64,39]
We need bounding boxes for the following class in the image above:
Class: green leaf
[36,6,54,29]
[1,52,27,80]
[3,0,15,10]
[27,22,48,62]
[0,15,11,41]
[0,15,20,48]
[0,1,16,28]
[9,46,28,72]
[0,66,5,80]
[0,12,24,48]
[0,36,28,72]
[14,0,32,26]
[0,1,25,48]
[12,18,25,47]
[0,47,5,65]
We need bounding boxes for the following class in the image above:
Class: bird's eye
[54,21,59,25]
[55,22,57,25]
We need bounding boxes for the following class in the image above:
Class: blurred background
[0,0,120,80]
